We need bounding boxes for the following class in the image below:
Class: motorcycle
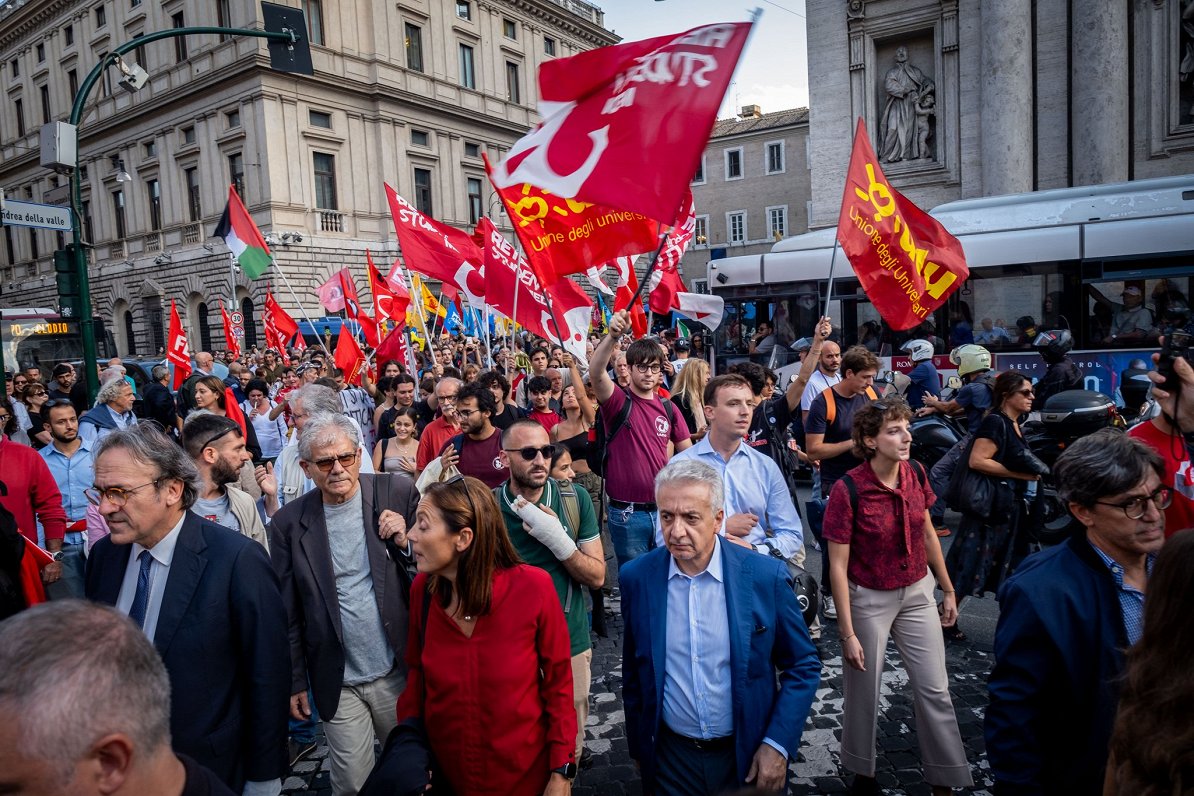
[879,371,965,470]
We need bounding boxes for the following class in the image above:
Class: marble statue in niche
[879,45,936,162]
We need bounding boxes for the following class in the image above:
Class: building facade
[682,105,811,288]
[805,0,1194,228]
[0,0,615,356]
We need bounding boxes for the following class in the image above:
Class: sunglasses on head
[503,444,556,462]
[443,473,479,522]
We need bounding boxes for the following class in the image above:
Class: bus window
[1087,277,1191,348]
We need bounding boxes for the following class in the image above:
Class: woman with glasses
[823,398,972,796]
[398,475,577,795]
[944,371,1044,641]
[16,382,51,449]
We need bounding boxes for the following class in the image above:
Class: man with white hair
[0,601,236,795]
[621,459,820,795]
[274,384,374,511]
[269,413,418,795]
[78,377,137,446]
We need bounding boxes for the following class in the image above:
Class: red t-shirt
[1128,420,1194,537]
[599,388,691,503]
[442,430,509,488]
[529,410,561,434]
[822,459,935,590]
[416,415,462,471]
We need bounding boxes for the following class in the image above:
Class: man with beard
[438,382,508,488]
[415,377,463,477]
[39,400,93,598]
[180,413,270,551]
[496,418,604,766]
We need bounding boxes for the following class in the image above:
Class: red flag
[545,278,594,364]
[478,217,593,363]
[219,301,241,360]
[489,22,751,225]
[384,185,485,308]
[336,270,379,348]
[612,257,648,338]
[648,191,698,314]
[485,156,659,286]
[368,251,408,322]
[166,300,191,390]
[334,326,366,385]
[223,387,247,438]
[837,118,969,330]
[374,326,412,371]
[264,291,299,356]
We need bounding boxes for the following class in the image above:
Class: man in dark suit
[84,425,289,795]
[269,413,418,795]
[143,364,181,437]
[621,459,820,795]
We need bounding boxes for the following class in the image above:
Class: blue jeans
[289,686,320,744]
[607,505,656,569]
[45,542,85,600]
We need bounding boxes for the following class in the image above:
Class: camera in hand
[1158,330,1193,396]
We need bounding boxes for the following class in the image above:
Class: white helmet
[950,344,993,377]
[901,339,935,363]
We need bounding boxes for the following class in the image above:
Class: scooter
[879,371,966,470]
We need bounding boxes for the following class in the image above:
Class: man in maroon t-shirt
[438,382,509,488]
[526,375,562,434]
[591,310,692,567]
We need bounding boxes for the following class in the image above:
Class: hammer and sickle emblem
[493,100,609,197]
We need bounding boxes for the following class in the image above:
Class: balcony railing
[183,223,201,244]
[144,232,162,252]
[318,209,343,233]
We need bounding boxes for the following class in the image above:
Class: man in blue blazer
[621,459,821,794]
[84,425,290,794]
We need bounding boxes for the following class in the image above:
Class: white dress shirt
[115,514,186,642]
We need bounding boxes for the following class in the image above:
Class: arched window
[197,302,213,352]
[240,296,258,348]
[143,296,164,353]
[123,310,137,356]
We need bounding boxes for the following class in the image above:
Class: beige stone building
[682,105,811,288]
[805,0,1194,228]
[0,0,616,355]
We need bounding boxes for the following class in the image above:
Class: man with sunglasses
[590,310,692,567]
[986,429,1167,794]
[438,382,508,488]
[268,413,418,796]
[38,399,93,597]
[85,424,290,795]
[497,419,605,768]
[180,414,270,551]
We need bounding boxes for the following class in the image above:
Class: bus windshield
[1,309,113,373]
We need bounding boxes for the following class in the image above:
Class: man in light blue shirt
[78,378,138,447]
[621,459,820,795]
[39,400,93,598]
[667,373,804,560]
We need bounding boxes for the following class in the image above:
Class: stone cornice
[0,0,76,53]
[502,0,618,47]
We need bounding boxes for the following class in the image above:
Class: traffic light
[54,245,82,318]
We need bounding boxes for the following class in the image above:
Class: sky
[593,0,810,118]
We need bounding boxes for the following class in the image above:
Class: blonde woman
[669,357,710,442]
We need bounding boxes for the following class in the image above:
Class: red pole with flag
[166,300,191,390]
[835,118,969,330]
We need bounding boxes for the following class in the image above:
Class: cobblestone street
[283,558,1000,795]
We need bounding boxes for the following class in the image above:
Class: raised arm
[590,310,629,404]
[562,352,597,425]
[785,316,833,413]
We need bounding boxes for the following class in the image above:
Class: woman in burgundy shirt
[823,398,972,796]
[398,475,577,795]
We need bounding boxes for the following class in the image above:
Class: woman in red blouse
[823,398,972,796]
[398,474,577,795]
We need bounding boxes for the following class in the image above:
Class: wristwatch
[551,763,578,779]
[51,550,66,562]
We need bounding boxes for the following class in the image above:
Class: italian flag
[214,186,272,279]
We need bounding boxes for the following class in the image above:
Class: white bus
[707,174,1194,395]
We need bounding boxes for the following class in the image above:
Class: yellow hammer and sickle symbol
[512,195,550,227]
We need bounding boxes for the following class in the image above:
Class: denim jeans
[45,542,85,600]
[289,686,320,744]
[607,505,656,569]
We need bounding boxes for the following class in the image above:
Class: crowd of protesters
[1,305,1192,796]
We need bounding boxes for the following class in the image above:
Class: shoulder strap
[841,473,858,518]
[822,387,837,425]
[865,386,878,401]
[909,459,928,489]
[604,389,635,446]
[556,480,581,542]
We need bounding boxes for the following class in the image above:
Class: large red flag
[611,257,648,338]
[367,251,406,322]
[837,118,968,330]
[264,291,299,355]
[384,185,485,308]
[166,300,191,390]
[374,326,413,372]
[338,270,379,348]
[334,326,366,385]
[219,300,241,361]
[489,22,751,225]
[478,218,592,363]
[485,155,659,286]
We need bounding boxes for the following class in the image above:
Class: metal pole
[822,237,842,320]
[272,265,334,360]
[69,26,299,403]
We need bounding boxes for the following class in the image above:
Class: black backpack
[586,389,677,478]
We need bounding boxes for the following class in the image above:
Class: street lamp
[60,3,312,402]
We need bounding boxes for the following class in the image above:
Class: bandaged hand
[512,497,577,561]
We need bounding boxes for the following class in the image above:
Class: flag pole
[822,237,842,320]
[272,263,334,360]
[400,266,436,355]
[627,231,671,311]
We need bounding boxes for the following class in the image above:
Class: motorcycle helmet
[1033,329,1074,361]
[949,344,992,377]
[1119,359,1153,412]
[901,339,935,363]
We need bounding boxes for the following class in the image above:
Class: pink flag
[317,268,349,313]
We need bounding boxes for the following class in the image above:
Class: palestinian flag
[214,186,272,279]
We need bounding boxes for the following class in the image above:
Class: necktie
[128,550,155,629]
